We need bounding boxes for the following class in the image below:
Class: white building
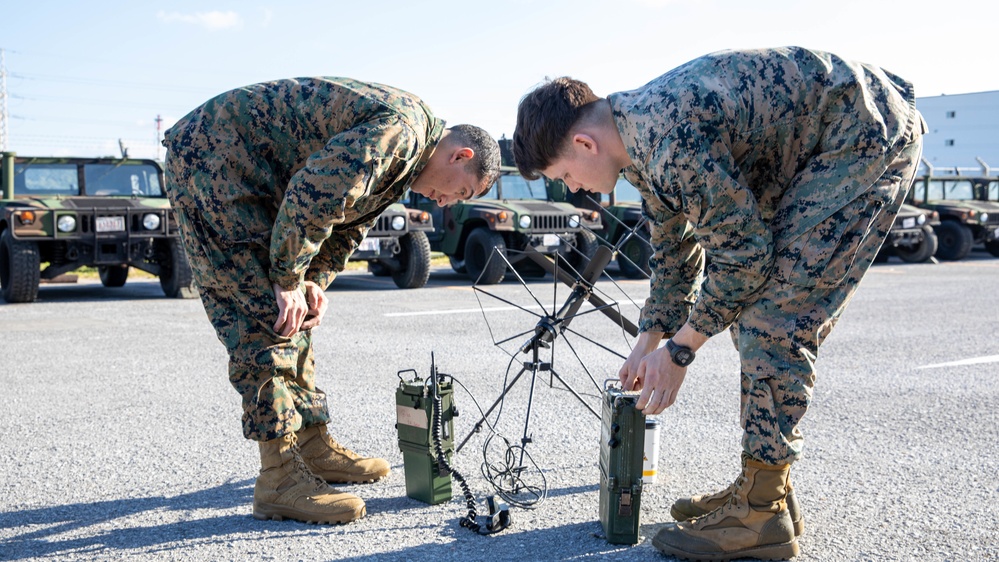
[917,90,999,175]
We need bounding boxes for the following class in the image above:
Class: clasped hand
[272,281,328,337]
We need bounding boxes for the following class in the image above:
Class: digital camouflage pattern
[163,78,444,440]
[164,77,444,291]
[611,47,924,464]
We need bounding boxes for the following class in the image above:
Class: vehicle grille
[530,213,573,232]
[369,214,403,235]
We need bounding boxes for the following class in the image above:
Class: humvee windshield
[491,174,547,200]
[925,179,975,201]
[11,162,164,197]
[14,163,79,196]
[85,163,163,196]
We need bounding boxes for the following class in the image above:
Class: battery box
[396,371,455,505]
[599,385,646,544]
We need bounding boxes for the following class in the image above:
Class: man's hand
[632,347,688,415]
[618,324,709,415]
[272,281,329,336]
[300,281,329,331]
[273,282,307,337]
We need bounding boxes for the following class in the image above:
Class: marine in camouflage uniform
[513,47,923,560]
[163,77,499,525]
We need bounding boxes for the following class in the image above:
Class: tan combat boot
[671,457,804,536]
[653,457,799,561]
[297,424,391,484]
[253,433,366,524]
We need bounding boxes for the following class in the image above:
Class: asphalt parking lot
[1,253,997,561]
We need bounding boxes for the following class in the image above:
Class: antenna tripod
[456,245,637,467]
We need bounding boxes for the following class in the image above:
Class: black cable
[430,371,511,534]
[448,375,548,509]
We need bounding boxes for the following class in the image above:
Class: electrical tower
[0,48,9,151]
[156,114,163,160]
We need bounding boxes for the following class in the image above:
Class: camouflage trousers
[173,207,331,442]
[730,135,923,466]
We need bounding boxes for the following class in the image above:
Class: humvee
[0,151,196,303]
[407,166,601,284]
[876,203,940,263]
[550,177,652,279]
[908,174,999,260]
[347,203,434,289]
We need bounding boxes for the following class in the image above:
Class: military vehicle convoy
[0,152,196,302]
[909,174,999,260]
[407,166,601,284]
[348,203,434,289]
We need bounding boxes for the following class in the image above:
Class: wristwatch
[665,338,695,367]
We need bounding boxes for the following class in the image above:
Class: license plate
[542,234,561,247]
[358,238,379,252]
[95,216,125,232]
[902,217,916,228]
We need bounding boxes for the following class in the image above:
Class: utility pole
[0,48,9,151]
[155,114,163,161]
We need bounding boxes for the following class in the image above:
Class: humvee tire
[99,265,129,287]
[896,225,939,263]
[448,256,467,274]
[465,227,507,284]
[160,238,198,298]
[617,230,653,279]
[0,229,40,303]
[934,221,973,261]
[567,229,600,272]
[392,231,432,289]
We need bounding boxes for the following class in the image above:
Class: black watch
[665,338,695,367]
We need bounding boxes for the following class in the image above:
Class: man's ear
[571,133,598,155]
[449,147,475,164]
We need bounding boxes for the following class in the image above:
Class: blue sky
[2,0,995,159]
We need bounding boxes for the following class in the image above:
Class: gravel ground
[1,253,997,561]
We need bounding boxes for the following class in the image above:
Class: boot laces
[324,435,361,460]
[289,435,330,493]
[693,474,747,526]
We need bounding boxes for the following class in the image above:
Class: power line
[10,71,216,94]
[11,92,193,111]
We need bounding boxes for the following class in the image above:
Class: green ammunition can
[396,370,454,505]
[599,383,646,544]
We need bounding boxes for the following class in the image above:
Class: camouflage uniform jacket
[610,47,921,338]
[163,78,445,290]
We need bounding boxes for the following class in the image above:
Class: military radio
[396,355,512,535]
[599,380,647,545]
[395,366,455,505]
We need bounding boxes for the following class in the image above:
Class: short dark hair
[446,124,502,194]
[513,77,600,180]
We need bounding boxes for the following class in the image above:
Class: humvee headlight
[568,214,580,228]
[18,210,36,225]
[498,211,509,222]
[980,213,990,224]
[57,215,77,233]
[519,215,531,229]
[589,210,600,221]
[917,214,926,226]
[391,216,406,230]
[418,211,430,223]
[142,213,161,231]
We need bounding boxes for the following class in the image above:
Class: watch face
[675,350,694,366]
